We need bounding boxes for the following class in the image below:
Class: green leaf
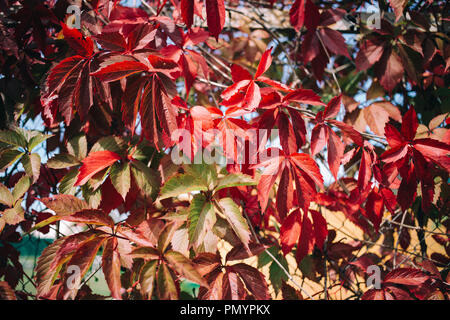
[0,130,27,148]
[131,160,160,199]
[258,246,278,268]
[164,250,208,287]
[0,149,24,170]
[214,173,255,192]
[0,183,13,207]
[188,194,216,247]
[110,162,131,200]
[157,263,178,300]
[22,153,41,182]
[67,135,87,160]
[216,198,251,248]
[58,168,79,195]
[269,254,289,294]
[82,186,102,209]
[87,167,110,191]
[27,132,52,151]
[159,174,208,200]
[47,153,80,169]
[139,260,158,298]
[12,175,31,203]
[183,163,217,189]
[91,136,127,154]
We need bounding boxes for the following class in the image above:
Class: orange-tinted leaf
[75,151,121,186]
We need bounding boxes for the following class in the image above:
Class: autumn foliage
[0,0,449,300]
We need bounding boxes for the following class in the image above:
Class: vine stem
[240,205,315,300]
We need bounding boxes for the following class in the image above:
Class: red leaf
[75,151,121,186]
[226,243,268,261]
[280,209,301,255]
[241,81,261,112]
[231,64,253,82]
[91,61,149,82]
[290,153,324,188]
[205,0,225,40]
[62,209,115,227]
[289,0,305,31]
[319,28,350,58]
[58,235,107,299]
[310,209,328,250]
[357,149,372,191]
[61,23,93,57]
[102,237,122,300]
[284,89,325,106]
[388,0,408,21]
[401,107,419,142]
[276,167,294,221]
[362,289,386,300]
[413,138,450,171]
[365,189,384,232]
[384,268,430,286]
[380,144,408,163]
[378,48,404,92]
[254,48,273,79]
[310,124,328,156]
[180,0,195,29]
[257,172,278,214]
[328,120,364,146]
[231,263,270,300]
[324,95,342,119]
[384,123,405,149]
[296,214,313,263]
[327,128,344,180]
[397,162,417,211]
[356,40,385,71]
